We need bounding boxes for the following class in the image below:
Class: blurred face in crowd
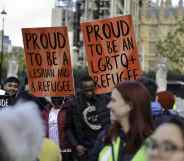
[146,123,184,161]
[82,80,96,99]
[4,82,19,96]
[107,89,132,124]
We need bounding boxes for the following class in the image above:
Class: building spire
[160,0,164,8]
[156,0,159,6]
[177,0,183,19]
[165,0,172,8]
[159,0,165,19]
[178,0,183,7]
[140,0,147,17]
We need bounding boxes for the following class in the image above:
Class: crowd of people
[0,71,183,161]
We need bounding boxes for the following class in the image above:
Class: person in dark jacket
[70,73,110,161]
[137,76,162,117]
[90,80,154,161]
[42,97,75,161]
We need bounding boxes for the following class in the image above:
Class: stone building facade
[51,0,184,70]
[139,0,184,72]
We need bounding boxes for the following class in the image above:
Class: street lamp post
[0,9,7,83]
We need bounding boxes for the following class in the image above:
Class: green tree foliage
[2,47,25,81]
[17,48,26,75]
[156,18,184,73]
[1,52,11,80]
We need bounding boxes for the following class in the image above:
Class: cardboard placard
[22,27,75,96]
[81,15,142,94]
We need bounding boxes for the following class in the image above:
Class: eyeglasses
[144,137,184,153]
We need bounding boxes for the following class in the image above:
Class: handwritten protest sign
[22,27,75,96]
[81,15,142,94]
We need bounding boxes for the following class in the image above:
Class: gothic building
[139,0,184,72]
[51,0,141,66]
[51,0,184,70]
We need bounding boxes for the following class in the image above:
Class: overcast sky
[0,0,54,47]
[0,0,180,47]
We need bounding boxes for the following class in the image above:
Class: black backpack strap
[118,139,123,161]
[35,158,40,161]
[111,139,123,161]
[111,142,116,161]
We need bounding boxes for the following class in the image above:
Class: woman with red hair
[90,80,154,161]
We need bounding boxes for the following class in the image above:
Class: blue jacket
[151,101,162,117]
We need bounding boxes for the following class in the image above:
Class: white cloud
[0,0,54,47]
